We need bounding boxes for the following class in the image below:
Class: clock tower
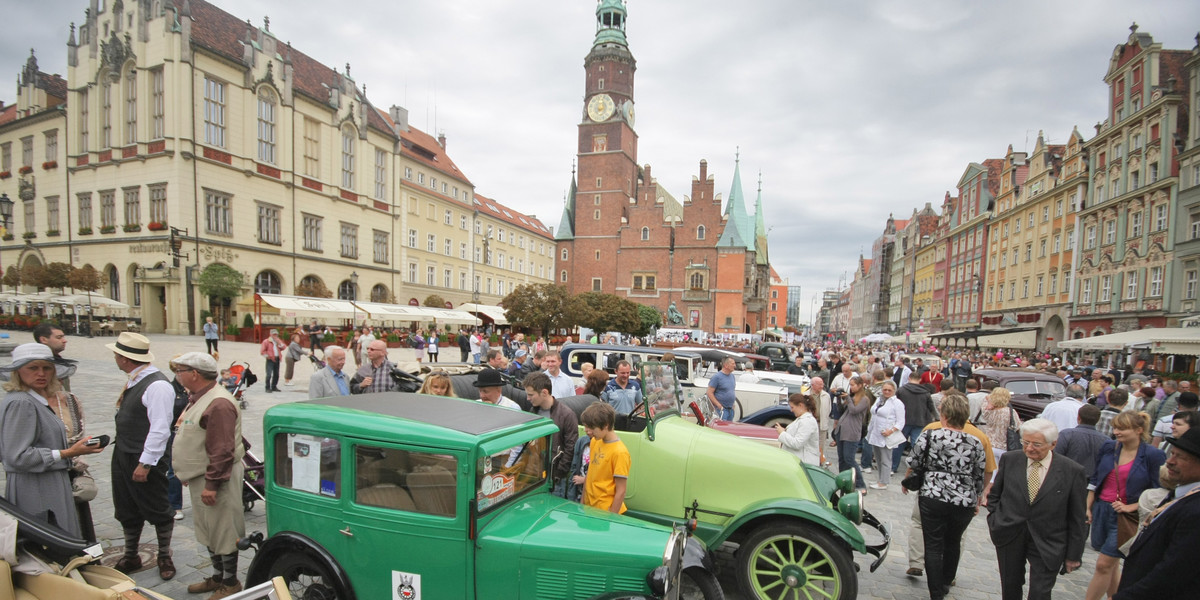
[557,0,640,295]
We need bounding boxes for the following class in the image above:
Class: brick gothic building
[555,0,770,333]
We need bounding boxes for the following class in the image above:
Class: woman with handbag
[1083,411,1165,600]
[835,376,872,491]
[902,395,985,600]
[865,380,906,490]
[977,387,1021,464]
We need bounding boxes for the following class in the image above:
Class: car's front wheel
[268,551,348,600]
[678,566,724,600]
[735,522,857,600]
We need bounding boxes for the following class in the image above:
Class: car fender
[245,531,356,600]
[682,535,714,572]
[712,497,866,553]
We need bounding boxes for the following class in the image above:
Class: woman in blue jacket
[1083,411,1165,600]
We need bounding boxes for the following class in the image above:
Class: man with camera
[351,340,399,394]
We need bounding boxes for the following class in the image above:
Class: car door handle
[339,526,354,538]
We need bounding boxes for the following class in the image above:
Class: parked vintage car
[972,368,1068,421]
[244,393,722,599]
[756,342,796,371]
[559,344,788,420]
[565,362,889,600]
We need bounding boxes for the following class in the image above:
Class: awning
[974,327,1039,350]
[1057,328,1159,351]
[1147,328,1200,356]
[458,303,509,325]
[422,307,482,325]
[256,293,364,320]
[351,301,480,325]
[48,293,131,310]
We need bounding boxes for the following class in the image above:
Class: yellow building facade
[0,0,554,334]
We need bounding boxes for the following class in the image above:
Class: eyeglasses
[1019,440,1048,449]
[171,367,193,374]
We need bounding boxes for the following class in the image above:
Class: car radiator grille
[535,569,644,599]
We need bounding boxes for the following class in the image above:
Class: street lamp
[0,193,12,289]
[350,271,359,329]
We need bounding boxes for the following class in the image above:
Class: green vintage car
[242,393,723,600]
[579,362,890,600]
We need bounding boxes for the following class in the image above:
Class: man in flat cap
[170,352,246,599]
[107,332,177,580]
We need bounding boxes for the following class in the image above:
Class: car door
[342,441,470,600]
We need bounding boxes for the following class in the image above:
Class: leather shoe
[906,567,923,577]
[209,582,243,600]
[158,555,176,580]
[112,555,142,574]
[188,577,223,594]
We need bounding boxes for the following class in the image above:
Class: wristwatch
[139,462,155,470]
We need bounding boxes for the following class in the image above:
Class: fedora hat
[107,332,155,363]
[0,343,74,379]
[474,368,506,388]
[1167,428,1200,459]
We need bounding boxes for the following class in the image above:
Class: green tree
[501,283,580,336]
[423,294,447,309]
[636,303,663,337]
[67,264,107,321]
[20,264,46,290]
[42,262,74,294]
[574,292,641,335]
[1,265,21,291]
[197,263,245,332]
[295,279,333,298]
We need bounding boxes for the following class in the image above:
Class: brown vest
[171,386,244,482]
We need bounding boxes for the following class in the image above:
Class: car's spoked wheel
[736,523,856,600]
[270,552,342,600]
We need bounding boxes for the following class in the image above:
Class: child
[572,402,630,514]
[219,368,238,393]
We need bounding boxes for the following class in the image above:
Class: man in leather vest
[170,352,246,600]
[107,332,177,580]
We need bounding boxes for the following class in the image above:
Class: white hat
[170,352,219,376]
[0,343,74,379]
[106,332,155,363]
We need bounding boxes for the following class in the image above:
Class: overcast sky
[4,0,1198,323]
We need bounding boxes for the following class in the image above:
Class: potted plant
[18,166,32,175]
[386,333,401,348]
[123,224,142,233]
[0,171,10,179]
[224,323,240,341]
[46,230,60,237]
[41,160,57,170]
[21,232,36,240]
[2,234,13,241]
[147,221,167,231]
[78,227,93,235]
[99,225,116,234]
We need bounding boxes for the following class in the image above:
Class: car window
[354,446,458,517]
[476,437,548,513]
[1004,380,1039,395]
[1037,380,1066,396]
[273,433,341,498]
[568,351,597,374]
[641,361,684,418]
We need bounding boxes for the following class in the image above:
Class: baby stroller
[307,349,327,371]
[227,361,258,409]
[242,439,266,511]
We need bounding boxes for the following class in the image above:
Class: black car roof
[560,343,701,358]
[974,368,1064,382]
[303,392,541,436]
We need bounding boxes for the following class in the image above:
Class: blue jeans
[892,424,924,472]
[472,353,481,364]
[717,405,734,421]
[264,358,280,390]
[837,440,866,489]
[859,439,873,468]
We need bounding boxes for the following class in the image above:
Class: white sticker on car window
[392,571,421,600]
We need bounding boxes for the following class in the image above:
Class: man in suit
[986,418,1087,600]
[1113,428,1200,599]
[308,346,350,399]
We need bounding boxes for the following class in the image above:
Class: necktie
[1028,460,1042,503]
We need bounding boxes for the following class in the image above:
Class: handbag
[71,465,98,502]
[1005,407,1022,450]
[1114,447,1140,548]
[901,433,931,492]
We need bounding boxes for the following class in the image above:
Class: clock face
[622,101,636,126]
[587,93,616,122]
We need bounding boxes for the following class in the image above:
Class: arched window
[370,284,389,303]
[560,270,568,283]
[696,225,706,240]
[296,275,326,297]
[254,270,282,295]
[338,279,357,301]
[107,265,120,300]
[257,88,277,163]
[641,226,649,241]
[689,272,705,290]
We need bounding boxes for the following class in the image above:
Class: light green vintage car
[570,362,890,600]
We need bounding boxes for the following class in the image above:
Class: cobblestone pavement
[0,330,1102,599]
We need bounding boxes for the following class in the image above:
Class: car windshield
[475,436,548,513]
[1005,380,1040,396]
[1037,380,1066,396]
[640,361,687,419]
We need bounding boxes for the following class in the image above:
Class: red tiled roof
[399,123,471,186]
[0,104,17,126]
[40,73,67,105]
[473,192,553,239]
[893,219,910,231]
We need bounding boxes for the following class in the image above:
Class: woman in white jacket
[775,393,821,466]
[865,380,906,489]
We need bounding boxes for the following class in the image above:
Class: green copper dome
[594,0,628,47]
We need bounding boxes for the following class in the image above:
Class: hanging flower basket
[78,227,93,235]
[99,225,116,234]
[123,224,142,233]
[41,160,57,170]
[0,171,10,179]
[147,221,167,231]
[18,166,32,175]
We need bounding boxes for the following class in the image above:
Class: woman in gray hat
[0,343,105,537]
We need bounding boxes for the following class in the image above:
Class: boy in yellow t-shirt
[573,402,630,514]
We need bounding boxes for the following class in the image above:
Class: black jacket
[897,381,938,428]
[529,399,579,483]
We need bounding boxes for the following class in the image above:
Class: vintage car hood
[710,418,779,442]
[478,493,668,564]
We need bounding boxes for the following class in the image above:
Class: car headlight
[834,469,855,494]
[838,489,864,525]
[648,527,685,598]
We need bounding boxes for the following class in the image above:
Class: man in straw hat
[1114,427,1200,599]
[170,352,246,600]
[107,332,177,580]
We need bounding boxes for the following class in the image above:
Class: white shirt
[1153,414,1173,439]
[125,364,176,466]
[546,370,576,399]
[1039,398,1085,434]
[778,412,821,466]
[866,396,906,447]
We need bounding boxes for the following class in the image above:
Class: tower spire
[594,0,629,47]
